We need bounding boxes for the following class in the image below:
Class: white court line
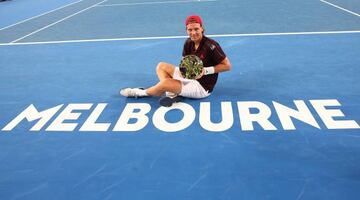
[320,0,360,17]
[1,30,360,46]
[96,0,216,7]
[0,0,85,31]
[9,0,108,44]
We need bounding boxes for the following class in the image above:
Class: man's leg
[145,62,181,96]
[156,62,176,81]
[120,62,181,97]
[146,78,182,96]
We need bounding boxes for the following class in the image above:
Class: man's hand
[195,68,205,80]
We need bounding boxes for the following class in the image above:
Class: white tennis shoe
[120,88,146,98]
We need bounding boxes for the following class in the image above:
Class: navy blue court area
[1,0,360,199]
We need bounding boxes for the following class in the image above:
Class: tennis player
[120,15,231,102]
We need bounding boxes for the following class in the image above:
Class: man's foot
[120,88,147,98]
[159,96,183,107]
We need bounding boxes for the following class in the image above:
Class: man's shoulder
[203,36,221,50]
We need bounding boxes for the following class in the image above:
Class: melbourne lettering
[1,99,359,132]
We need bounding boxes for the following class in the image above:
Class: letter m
[2,104,63,131]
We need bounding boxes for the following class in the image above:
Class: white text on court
[1,99,359,132]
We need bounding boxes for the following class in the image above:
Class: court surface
[1,0,360,199]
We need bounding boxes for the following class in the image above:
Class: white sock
[166,92,177,97]
[137,88,149,96]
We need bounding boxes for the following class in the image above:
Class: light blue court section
[1,32,360,200]
[325,0,360,13]
[0,0,79,28]
[0,0,106,43]
[1,0,359,43]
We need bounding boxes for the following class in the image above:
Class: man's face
[186,23,203,43]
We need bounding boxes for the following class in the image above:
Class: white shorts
[173,67,210,99]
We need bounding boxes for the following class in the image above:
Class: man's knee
[156,62,174,73]
[156,62,166,71]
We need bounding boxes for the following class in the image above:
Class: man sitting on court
[120,15,232,103]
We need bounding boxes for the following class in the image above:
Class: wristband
[204,66,215,75]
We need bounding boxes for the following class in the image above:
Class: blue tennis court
[1,0,360,199]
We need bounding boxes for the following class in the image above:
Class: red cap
[185,15,202,26]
